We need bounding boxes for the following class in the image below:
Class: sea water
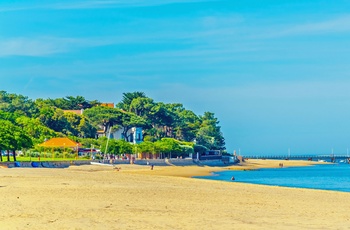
[195,164,350,192]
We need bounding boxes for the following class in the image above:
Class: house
[111,127,143,144]
[96,126,143,144]
[100,103,114,108]
[63,102,114,115]
[193,150,222,161]
[38,137,82,150]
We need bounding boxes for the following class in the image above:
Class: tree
[77,117,97,138]
[15,116,57,145]
[0,110,18,122]
[36,104,70,134]
[0,91,38,117]
[0,120,33,161]
[37,96,100,110]
[100,139,133,155]
[146,102,176,139]
[155,138,182,158]
[129,97,154,117]
[84,106,146,141]
[172,108,200,142]
[0,91,227,157]
[119,112,147,142]
[62,112,96,138]
[117,140,133,154]
[83,106,123,133]
[196,112,225,150]
[116,92,147,111]
[137,141,155,158]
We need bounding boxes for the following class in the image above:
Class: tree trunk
[0,153,2,162]
[13,150,17,162]
[122,126,131,142]
[7,150,10,162]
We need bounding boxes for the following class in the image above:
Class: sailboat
[91,126,114,167]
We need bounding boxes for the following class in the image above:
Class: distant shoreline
[117,159,326,178]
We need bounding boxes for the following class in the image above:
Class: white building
[109,127,143,144]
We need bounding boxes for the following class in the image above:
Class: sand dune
[0,160,348,230]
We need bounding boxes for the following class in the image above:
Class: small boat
[90,162,114,167]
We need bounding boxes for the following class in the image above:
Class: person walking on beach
[151,164,154,170]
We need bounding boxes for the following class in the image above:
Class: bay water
[195,164,350,192]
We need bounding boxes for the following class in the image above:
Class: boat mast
[104,126,112,156]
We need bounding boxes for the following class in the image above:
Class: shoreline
[119,159,327,178]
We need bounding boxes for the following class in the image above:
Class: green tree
[38,96,100,110]
[137,141,155,156]
[100,139,133,155]
[171,106,200,142]
[117,140,133,154]
[84,106,146,142]
[155,138,182,158]
[196,112,225,150]
[119,112,147,142]
[0,120,33,161]
[146,102,176,139]
[116,92,147,111]
[15,116,57,145]
[0,91,38,117]
[36,104,70,134]
[129,97,154,116]
[83,106,123,133]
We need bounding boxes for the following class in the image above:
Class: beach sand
[0,159,349,230]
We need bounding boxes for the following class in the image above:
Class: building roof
[38,137,81,148]
[100,103,115,108]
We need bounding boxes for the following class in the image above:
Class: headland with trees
[0,90,225,162]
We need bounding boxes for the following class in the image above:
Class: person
[151,164,154,170]
[231,176,235,181]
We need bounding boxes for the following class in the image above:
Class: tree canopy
[0,90,226,160]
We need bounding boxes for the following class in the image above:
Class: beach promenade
[0,159,349,229]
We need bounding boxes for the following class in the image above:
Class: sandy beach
[0,159,349,230]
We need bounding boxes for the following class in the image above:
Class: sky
[1,0,350,155]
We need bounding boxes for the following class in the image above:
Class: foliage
[194,145,208,155]
[15,116,57,144]
[0,119,33,161]
[0,91,38,117]
[0,90,226,161]
[100,139,133,155]
[196,112,225,150]
[116,92,147,111]
[84,106,147,141]
[36,96,100,110]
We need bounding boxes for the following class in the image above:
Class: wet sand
[0,159,349,230]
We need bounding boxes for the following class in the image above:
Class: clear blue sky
[1,0,350,155]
